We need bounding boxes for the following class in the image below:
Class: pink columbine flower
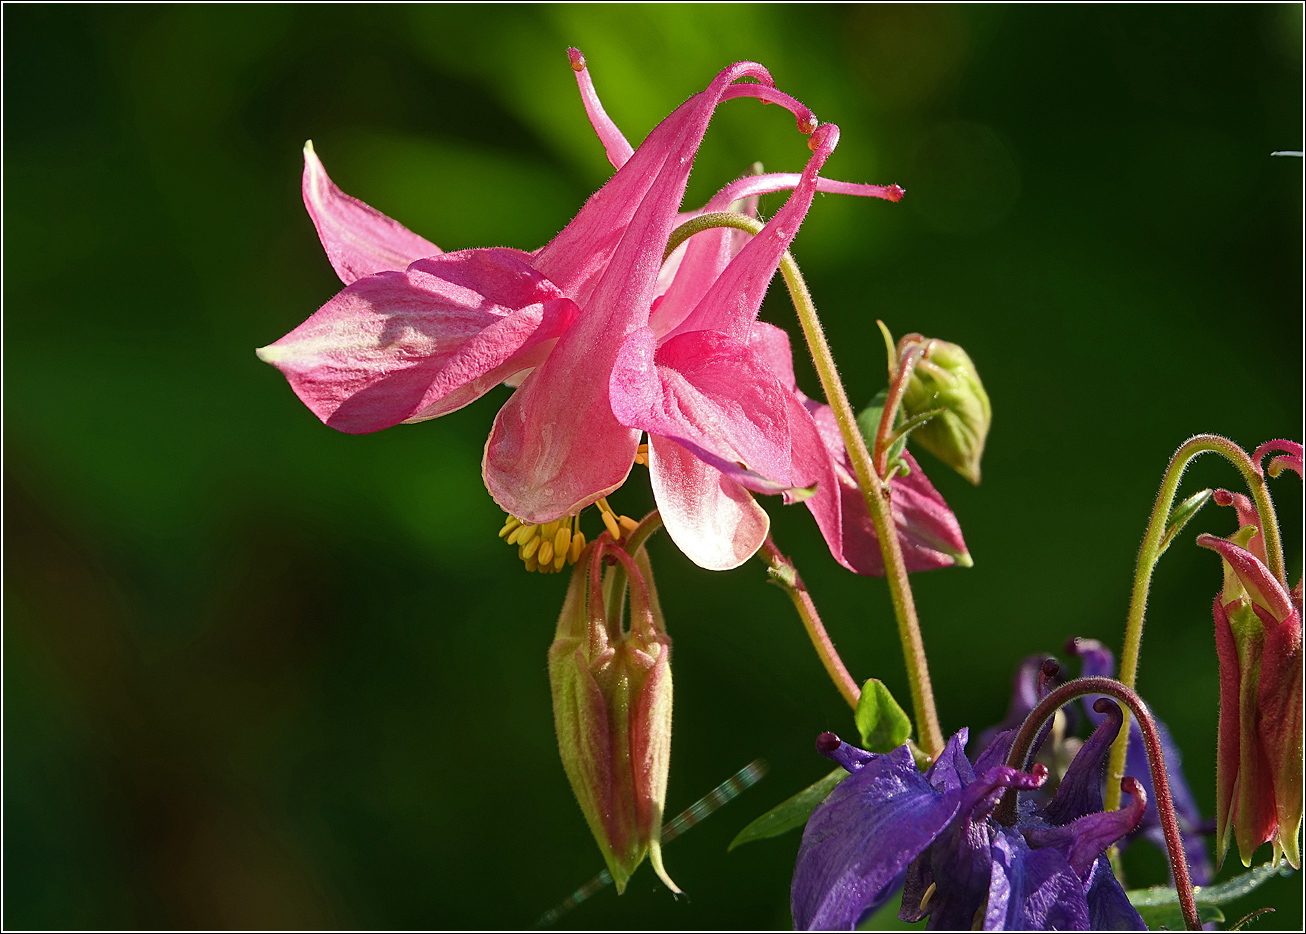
[258,51,948,573]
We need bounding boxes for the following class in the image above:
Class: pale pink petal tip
[301,141,441,285]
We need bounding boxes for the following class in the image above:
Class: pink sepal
[302,143,440,285]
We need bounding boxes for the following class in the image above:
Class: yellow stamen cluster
[498,499,640,575]
[634,443,650,466]
[499,514,585,574]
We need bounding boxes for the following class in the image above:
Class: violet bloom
[792,703,1148,930]
[258,52,948,573]
[1066,639,1214,885]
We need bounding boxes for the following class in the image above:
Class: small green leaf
[857,389,891,448]
[856,679,913,753]
[1158,488,1214,556]
[728,768,844,850]
[1126,861,1294,930]
[890,407,949,447]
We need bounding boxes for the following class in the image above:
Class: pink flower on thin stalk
[258,50,963,575]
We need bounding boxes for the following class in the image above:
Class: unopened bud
[548,538,677,894]
[899,336,991,485]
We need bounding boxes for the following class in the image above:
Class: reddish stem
[994,677,1199,932]
[873,343,926,477]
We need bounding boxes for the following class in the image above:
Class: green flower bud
[548,538,677,894]
[899,336,991,485]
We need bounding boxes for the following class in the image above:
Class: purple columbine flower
[792,701,1148,930]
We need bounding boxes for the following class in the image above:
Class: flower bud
[898,335,991,485]
[1198,520,1302,871]
[548,537,677,894]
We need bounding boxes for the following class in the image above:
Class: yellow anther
[569,530,586,563]
[538,540,555,565]
[523,554,540,573]
[553,549,567,572]
[498,516,520,538]
[600,509,621,541]
[634,443,650,466]
[618,515,638,536]
[920,882,936,911]
[554,526,571,559]
[520,535,541,560]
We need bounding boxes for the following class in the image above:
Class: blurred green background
[4,4,1302,929]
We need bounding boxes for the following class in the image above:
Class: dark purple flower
[792,703,1148,930]
[1067,638,1214,885]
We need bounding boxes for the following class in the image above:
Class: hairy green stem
[760,537,862,710]
[665,212,945,757]
[1107,433,1285,812]
[602,510,664,630]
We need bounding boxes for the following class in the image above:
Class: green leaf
[1126,861,1294,930]
[857,389,890,448]
[856,679,913,753]
[728,768,844,850]
[1158,488,1214,556]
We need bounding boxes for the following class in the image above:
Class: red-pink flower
[257,51,957,573]
[1197,447,1303,870]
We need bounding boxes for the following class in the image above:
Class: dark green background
[5,4,1302,929]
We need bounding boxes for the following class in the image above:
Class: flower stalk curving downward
[1109,434,1289,814]
[995,677,1200,931]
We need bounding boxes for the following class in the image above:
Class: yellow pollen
[538,540,555,565]
[499,514,589,574]
[569,530,586,563]
[523,554,540,573]
[920,882,936,911]
[554,526,571,558]
[634,443,650,466]
[520,535,541,560]
[618,515,638,536]
[600,509,621,541]
[498,516,520,538]
[552,549,567,572]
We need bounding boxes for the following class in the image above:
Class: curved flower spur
[257,50,917,573]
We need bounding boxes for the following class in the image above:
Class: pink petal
[611,327,827,497]
[1253,440,1304,479]
[257,248,573,434]
[647,435,770,570]
[302,142,441,285]
[1213,489,1269,566]
[667,123,840,341]
[567,48,634,170]
[805,399,972,575]
[486,61,809,522]
[1197,534,1295,623]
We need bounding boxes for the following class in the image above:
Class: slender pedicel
[996,677,1199,932]
[1109,434,1286,812]
[759,536,861,710]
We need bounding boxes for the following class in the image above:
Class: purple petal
[645,435,769,571]
[793,745,959,931]
[1043,699,1123,825]
[985,830,1092,931]
[926,729,976,794]
[1084,855,1147,930]
[1026,777,1148,879]
[920,764,1048,930]
[302,142,441,285]
[257,249,572,434]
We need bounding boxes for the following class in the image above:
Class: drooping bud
[548,535,677,894]
[1197,524,1303,871]
[897,335,991,485]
